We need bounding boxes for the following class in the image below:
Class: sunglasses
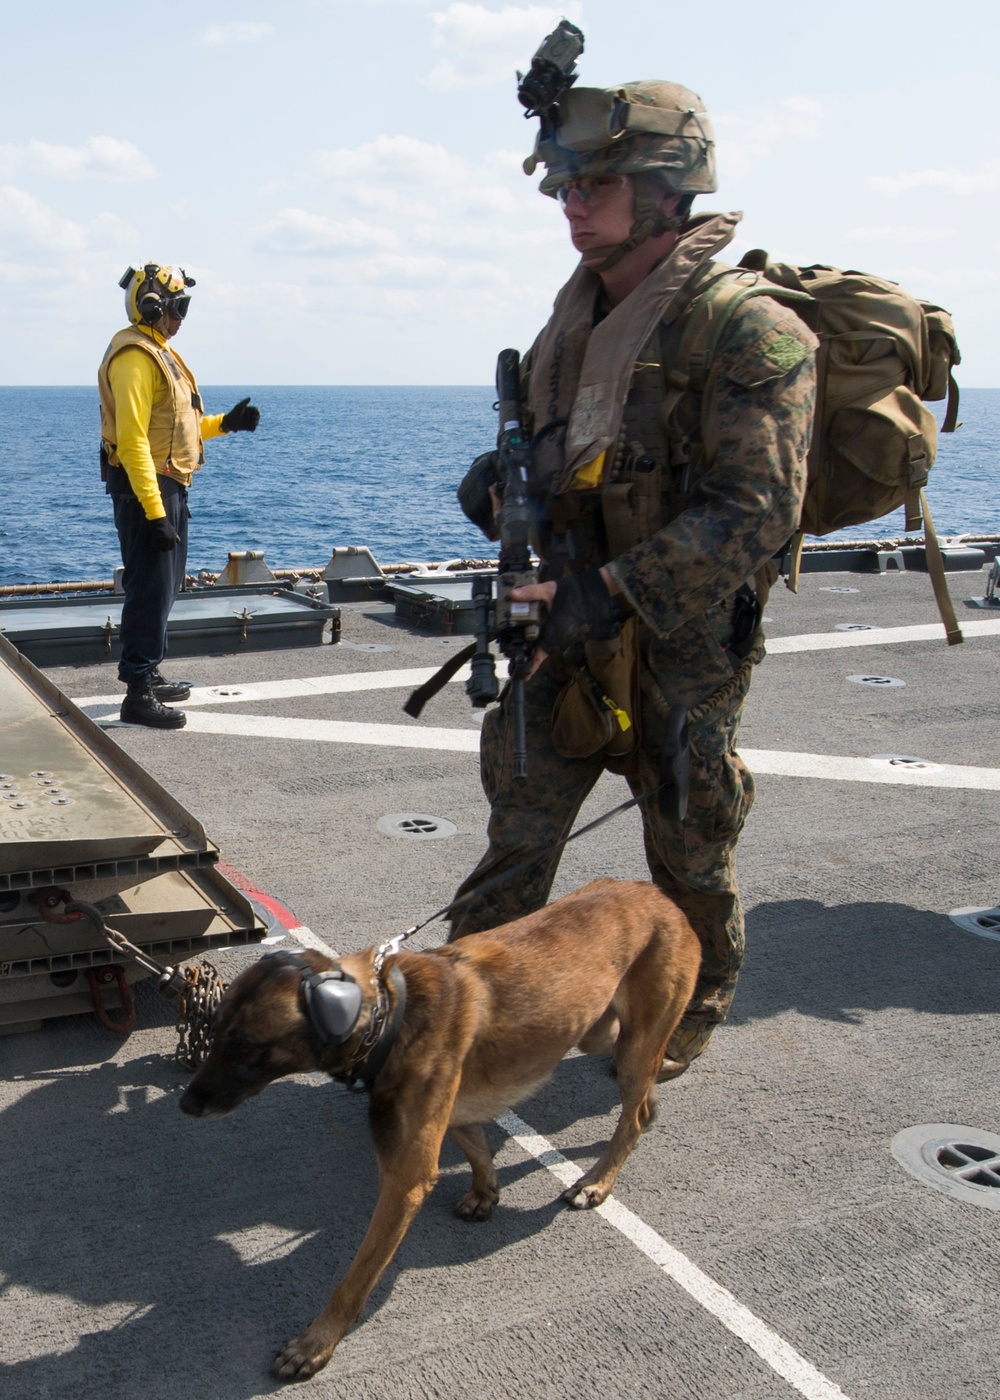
[556,174,630,208]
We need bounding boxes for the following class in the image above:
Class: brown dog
[180,878,700,1381]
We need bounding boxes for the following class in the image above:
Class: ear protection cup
[302,971,364,1046]
[137,291,164,325]
[263,950,363,1046]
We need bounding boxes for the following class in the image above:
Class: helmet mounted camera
[517,19,584,136]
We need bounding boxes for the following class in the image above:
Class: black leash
[384,766,677,953]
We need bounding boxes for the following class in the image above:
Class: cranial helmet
[524,81,716,197]
[119,263,196,328]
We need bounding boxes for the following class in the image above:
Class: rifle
[465,349,541,779]
[405,351,540,777]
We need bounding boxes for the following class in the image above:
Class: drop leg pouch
[551,616,640,760]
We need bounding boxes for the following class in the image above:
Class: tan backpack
[672,253,964,642]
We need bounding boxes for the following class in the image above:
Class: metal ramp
[0,633,266,1032]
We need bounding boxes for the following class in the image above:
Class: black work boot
[120,683,187,729]
[147,668,193,702]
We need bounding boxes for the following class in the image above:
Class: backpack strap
[917,488,964,645]
[657,269,815,487]
[942,371,961,433]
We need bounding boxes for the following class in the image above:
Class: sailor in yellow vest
[98,264,260,728]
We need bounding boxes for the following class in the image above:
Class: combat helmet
[524,81,716,199]
[119,263,196,328]
[516,24,716,269]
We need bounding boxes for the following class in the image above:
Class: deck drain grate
[377,813,458,841]
[948,905,1000,942]
[892,1125,1000,1210]
[847,673,905,687]
[835,622,875,631]
[820,586,860,594]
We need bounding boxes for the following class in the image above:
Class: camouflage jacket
[523,264,818,706]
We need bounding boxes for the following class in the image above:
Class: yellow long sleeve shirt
[107,333,225,520]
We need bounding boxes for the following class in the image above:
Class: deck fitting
[377,813,458,841]
[949,906,1000,942]
[892,1125,1000,1210]
[870,754,939,770]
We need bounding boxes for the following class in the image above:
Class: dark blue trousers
[107,469,190,685]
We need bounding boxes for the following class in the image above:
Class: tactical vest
[534,258,730,579]
[98,327,205,487]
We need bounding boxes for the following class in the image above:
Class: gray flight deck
[1,563,998,1400]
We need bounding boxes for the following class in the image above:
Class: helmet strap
[580,181,690,274]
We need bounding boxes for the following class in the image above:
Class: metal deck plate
[0,657,163,873]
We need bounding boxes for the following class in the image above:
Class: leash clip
[372,927,413,975]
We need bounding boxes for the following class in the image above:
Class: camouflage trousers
[448,652,757,1026]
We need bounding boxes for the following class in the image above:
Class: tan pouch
[551,617,640,760]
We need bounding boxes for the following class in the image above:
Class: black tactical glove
[221,397,260,433]
[538,566,622,654]
[456,450,500,540]
[148,516,180,552]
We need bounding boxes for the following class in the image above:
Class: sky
[1,0,997,385]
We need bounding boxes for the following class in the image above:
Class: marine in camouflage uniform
[449,77,817,1078]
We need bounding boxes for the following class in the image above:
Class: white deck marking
[73,665,471,712]
[739,749,1000,791]
[766,617,1000,653]
[148,709,483,751]
[91,707,1000,789]
[65,615,1000,712]
[496,1110,851,1400]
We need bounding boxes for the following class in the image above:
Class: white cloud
[714,97,824,180]
[200,21,274,46]
[255,208,401,255]
[0,186,134,255]
[869,161,1000,196]
[310,136,525,217]
[426,2,582,90]
[0,136,155,182]
[251,131,572,315]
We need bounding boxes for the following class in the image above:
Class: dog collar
[335,962,407,1094]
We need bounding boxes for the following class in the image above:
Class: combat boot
[147,668,193,702]
[657,1019,716,1082]
[120,683,187,729]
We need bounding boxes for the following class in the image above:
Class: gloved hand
[221,397,260,433]
[148,517,180,552]
[538,566,622,654]
[456,450,500,540]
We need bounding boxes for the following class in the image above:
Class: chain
[63,900,226,1069]
[175,961,226,1070]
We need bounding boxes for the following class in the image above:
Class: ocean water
[0,385,996,587]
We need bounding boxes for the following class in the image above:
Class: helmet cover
[525,81,716,198]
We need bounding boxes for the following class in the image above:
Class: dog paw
[561,1180,609,1210]
[454,1186,499,1222]
[271,1330,335,1382]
